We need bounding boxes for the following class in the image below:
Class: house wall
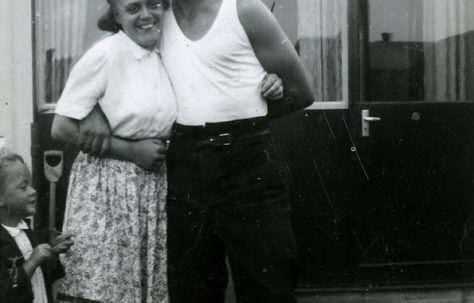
[0,0,34,166]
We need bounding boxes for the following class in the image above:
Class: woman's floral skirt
[55,152,168,303]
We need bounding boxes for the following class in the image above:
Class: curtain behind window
[296,0,347,102]
[35,0,88,106]
[422,0,474,101]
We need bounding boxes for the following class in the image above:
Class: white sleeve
[54,42,108,120]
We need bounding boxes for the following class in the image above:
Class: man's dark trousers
[166,118,299,303]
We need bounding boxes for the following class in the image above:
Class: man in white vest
[78,0,313,302]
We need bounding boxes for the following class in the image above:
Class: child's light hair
[0,149,25,192]
[0,145,8,159]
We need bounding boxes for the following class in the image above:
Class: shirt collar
[2,220,29,237]
[117,30,159,60]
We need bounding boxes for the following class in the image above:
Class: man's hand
[261,73,284,100]
[78,105,111,156]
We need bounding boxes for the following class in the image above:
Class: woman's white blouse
[55,31,177,140]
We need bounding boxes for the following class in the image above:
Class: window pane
[264,0,349,106]
[367,0,474,102]
[34,0,349,110]
[34,0,107,110]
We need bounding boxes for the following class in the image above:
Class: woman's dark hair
[97,0,170,33]
[97,7,123,33]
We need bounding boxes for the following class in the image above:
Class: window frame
[32,1,351,114]
[305,0,350,110]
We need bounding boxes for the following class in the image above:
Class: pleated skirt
[56,152,168,303]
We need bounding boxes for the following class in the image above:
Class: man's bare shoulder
[236,0,270,22]
[236,0,276,35]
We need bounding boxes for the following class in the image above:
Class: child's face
[0,161,37,218]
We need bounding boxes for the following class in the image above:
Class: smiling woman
[103,0,168,50]
[48,0,176,302]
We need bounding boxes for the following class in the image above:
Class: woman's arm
[237,0,314,118]
[51,113,166,171]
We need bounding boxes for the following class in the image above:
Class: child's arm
[0,261,33,302]
[21,244,53,279]
[37,233,74,282]
[0,243,52,302]
[0,254,29,301]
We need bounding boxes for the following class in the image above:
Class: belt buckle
[209,132,233,146]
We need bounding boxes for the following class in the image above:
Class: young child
[0,150,74,303]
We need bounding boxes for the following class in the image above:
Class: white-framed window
[266,0,349,110]
[34,0,350,112]
[34,0,107,113]
[366,0,474,102]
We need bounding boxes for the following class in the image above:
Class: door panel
[350,0,474,284]
[266,0,355,287]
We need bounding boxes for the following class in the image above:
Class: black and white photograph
[1,0,474,302]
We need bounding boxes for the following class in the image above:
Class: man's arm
[237,0,314,118]
[77,105,112,156]
[52,113,121,158]
[51,105,111,156]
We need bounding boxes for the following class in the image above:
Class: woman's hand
[260,73,284,100]
[129,139,167,172]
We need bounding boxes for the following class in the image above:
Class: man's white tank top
[160,0,268,126]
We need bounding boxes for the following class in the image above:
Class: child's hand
[30,244,53,264]
[261,73,284,100]
[51,233,75,254]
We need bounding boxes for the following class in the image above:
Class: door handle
[363,116,381,122]
[362,109,381,137]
